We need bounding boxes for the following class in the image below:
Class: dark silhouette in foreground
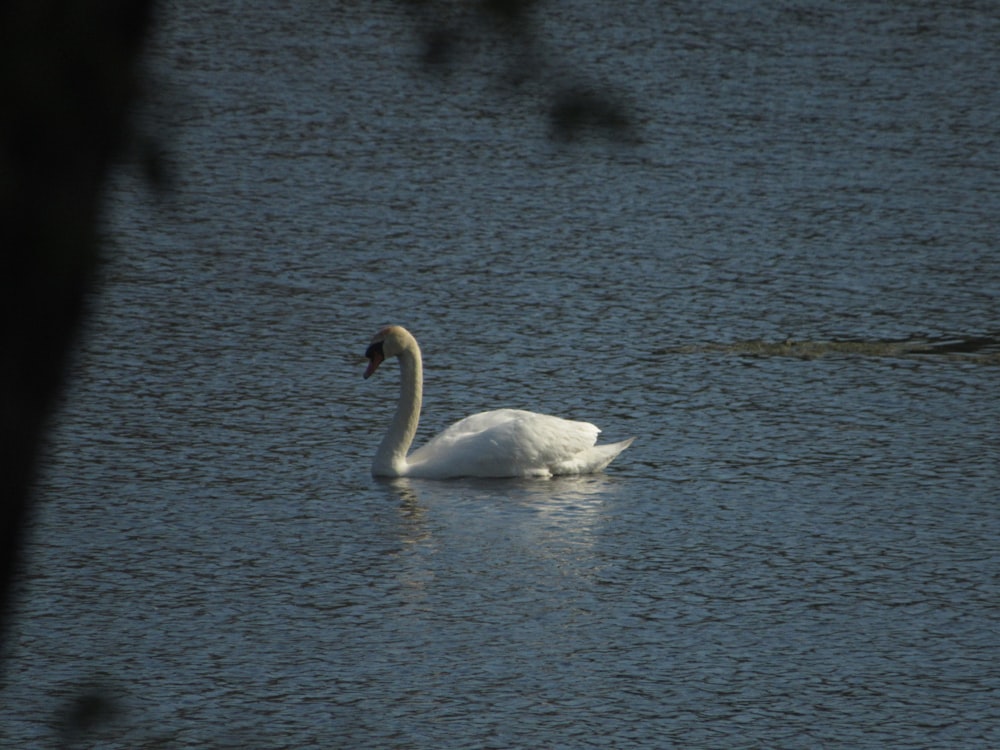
[0,0,157,654]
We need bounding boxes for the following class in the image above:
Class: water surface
[3,1,998,747]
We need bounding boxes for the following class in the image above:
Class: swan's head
[363,325,414,379]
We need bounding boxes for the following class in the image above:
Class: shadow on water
[657,333,1000,363]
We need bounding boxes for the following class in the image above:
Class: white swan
[363,325,634,479]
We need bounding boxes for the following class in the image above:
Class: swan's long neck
[372,341,422,477]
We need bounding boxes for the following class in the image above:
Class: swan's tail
[553,437,635,475]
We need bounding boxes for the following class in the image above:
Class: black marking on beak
[363,340,385,379]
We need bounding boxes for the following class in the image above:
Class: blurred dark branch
[0,0,156,658]
[408,0,637,142]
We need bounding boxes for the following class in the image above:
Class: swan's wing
[407,409,602,478]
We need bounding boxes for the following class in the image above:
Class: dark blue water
[3,1,998,747]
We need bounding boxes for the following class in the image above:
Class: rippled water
[4,1,999,747]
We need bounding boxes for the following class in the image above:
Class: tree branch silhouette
[0,0,156,656]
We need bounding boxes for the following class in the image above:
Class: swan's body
[363,326,634,479]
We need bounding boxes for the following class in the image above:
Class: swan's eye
[365,341,384,360]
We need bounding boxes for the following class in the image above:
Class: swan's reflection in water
[373,474,627,607]
[377,474,623,537]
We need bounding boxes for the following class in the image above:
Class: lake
[3,1,998,747]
